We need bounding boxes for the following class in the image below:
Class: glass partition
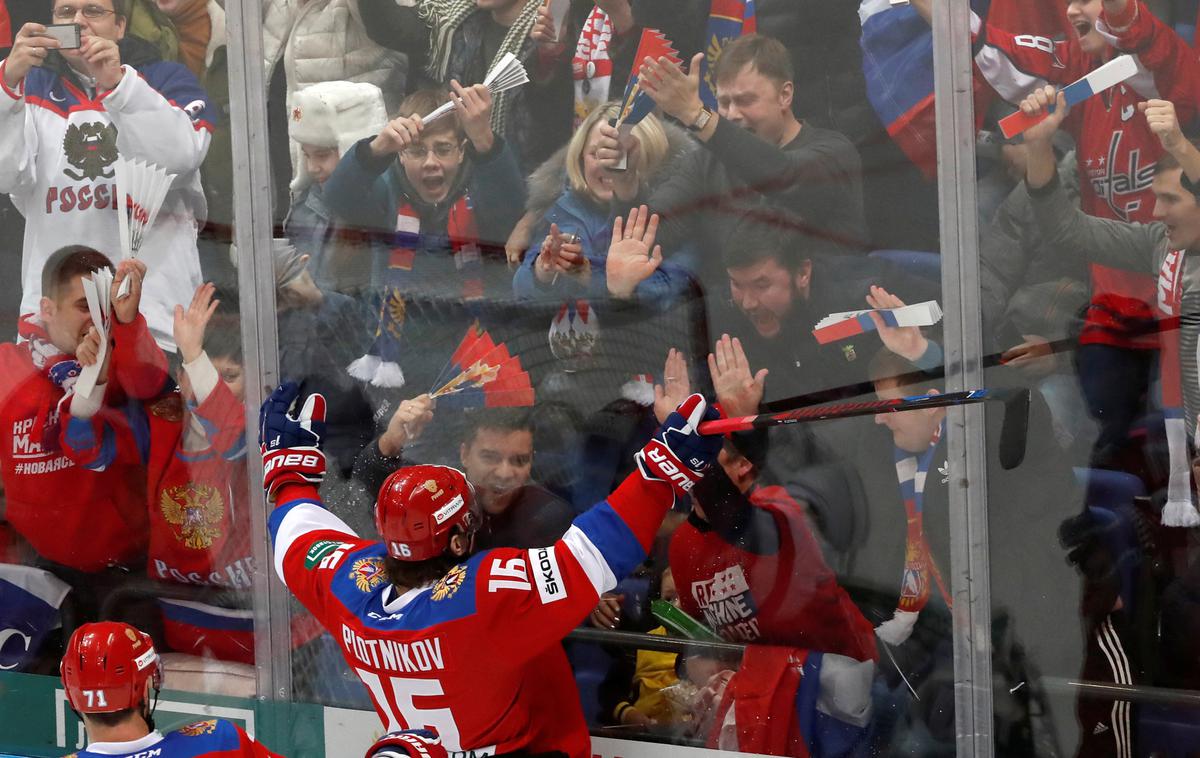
[972,0,1200,755]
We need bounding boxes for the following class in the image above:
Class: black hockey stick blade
[699,387,1030,471]
[996,387,1030,470]
[698,389,991,435]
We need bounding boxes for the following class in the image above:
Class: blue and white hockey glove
[635,393,722,497]
[259,382,327,499]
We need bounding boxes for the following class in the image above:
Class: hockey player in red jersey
[261,382,722,758]
[0,247,166,574]
[60,621,282,757]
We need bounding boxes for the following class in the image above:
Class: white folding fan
[114,157,176,297]
[423,52,530,124]
[75,266,114,399]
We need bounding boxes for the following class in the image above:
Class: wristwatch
[687,106,714,133]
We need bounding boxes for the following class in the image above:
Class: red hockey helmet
[60,622,161,713]
[375,464,479,561]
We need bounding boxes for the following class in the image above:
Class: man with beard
[713,217,940,407]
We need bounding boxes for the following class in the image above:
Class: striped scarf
[877,420,950,646]
[573,6,614,127]
[417,0,541,136]
[1156,249,1200,526]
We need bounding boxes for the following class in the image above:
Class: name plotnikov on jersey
[342,624,445,673]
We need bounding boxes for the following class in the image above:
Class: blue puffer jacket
[512,187,697,311]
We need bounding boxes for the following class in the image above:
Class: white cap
[289,81,387,191]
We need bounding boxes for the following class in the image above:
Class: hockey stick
[697,387,1031,469]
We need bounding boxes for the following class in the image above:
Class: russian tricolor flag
[812,301,942,344]
[860,0,990,178]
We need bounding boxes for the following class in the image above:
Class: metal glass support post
[223,0,291,707]
[931,0,993,754]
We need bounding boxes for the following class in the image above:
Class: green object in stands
[651,600,721,642]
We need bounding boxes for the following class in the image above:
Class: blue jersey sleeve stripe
[572,502,647,583]
[221,433,248,461]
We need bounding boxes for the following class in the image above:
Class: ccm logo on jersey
[263,452,321,474]
[647,446,694,492]
[529,547,565,604]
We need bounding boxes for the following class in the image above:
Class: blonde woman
[513,102,695,306]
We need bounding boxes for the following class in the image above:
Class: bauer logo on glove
[645,445,698,491]
[260,382,328,499]
[635,393,722,497]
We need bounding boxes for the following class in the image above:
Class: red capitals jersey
[68,719,280,757]
[269,474,674,758]
[669,485,877,663]
[4,314,166,570]
[973,0,1199,347]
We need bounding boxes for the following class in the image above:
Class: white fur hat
[289,81,387,191]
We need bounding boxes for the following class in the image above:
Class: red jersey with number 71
[269,476,667,758]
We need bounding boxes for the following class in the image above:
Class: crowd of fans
[3,0,1200,754]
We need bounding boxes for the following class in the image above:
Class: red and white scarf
[877,421,951,645]
[1156,249,1200,526]
[347,196,482,389]
[573,7,614,128]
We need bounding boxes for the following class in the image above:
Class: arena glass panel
[11,0,1154,752]
[963,0,1200,751]
[240,0,967,751]
[0,0,263,749]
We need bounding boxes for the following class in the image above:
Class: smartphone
[44,24,82,50]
